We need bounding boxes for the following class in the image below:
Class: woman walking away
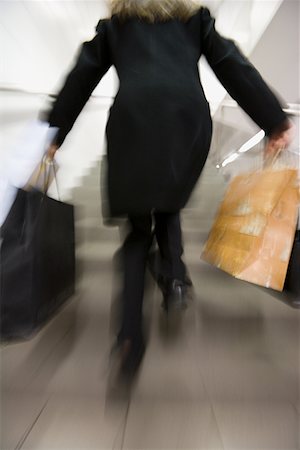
[46,0,293,382]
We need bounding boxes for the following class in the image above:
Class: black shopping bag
[263,230,300,308]
[284,230,300,307]
[0,188,75,340]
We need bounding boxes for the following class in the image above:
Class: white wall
[250,0,300,104]
[212,0,300,161]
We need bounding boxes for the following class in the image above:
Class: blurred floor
[1,159,299,450]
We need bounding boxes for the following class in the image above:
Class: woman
[46,0,292,380]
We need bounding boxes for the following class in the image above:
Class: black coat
[48,7,287,216]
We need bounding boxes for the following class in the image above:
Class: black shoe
[148,251,193,294]
[162,279,188,312]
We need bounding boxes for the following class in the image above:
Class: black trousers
[118,211,185,342]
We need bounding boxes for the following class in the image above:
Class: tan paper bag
[202,168,299,291]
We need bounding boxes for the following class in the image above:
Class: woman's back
[104,12,213,215]
[106,15,202,91]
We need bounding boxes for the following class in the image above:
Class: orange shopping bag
[202,167,299,291]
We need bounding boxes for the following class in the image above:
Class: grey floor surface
[1,160,299,450]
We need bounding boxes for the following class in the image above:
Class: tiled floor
[1,160,299,450]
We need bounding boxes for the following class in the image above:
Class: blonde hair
[110,0,201,23]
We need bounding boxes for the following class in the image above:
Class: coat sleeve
[47,20,111,147]
[200,8,287,136]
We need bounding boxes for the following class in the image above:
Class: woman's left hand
[46,144,59,161]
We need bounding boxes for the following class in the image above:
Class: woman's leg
[118,214,153,344]
[154,211,188,310]
[154,211,186,282]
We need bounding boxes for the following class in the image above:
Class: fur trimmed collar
[110,0,201,23]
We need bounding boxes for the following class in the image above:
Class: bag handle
[263,146,285,169]
[34,156,60,200]
[44,157,60,201]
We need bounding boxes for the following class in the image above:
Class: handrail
[219,99,300,117]
[0,85,113,101]
[1,85,299,116]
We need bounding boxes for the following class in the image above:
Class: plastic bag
[210,114,300,227]
[202,116,299,292]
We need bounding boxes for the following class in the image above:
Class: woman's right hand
[265,119,295,158]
